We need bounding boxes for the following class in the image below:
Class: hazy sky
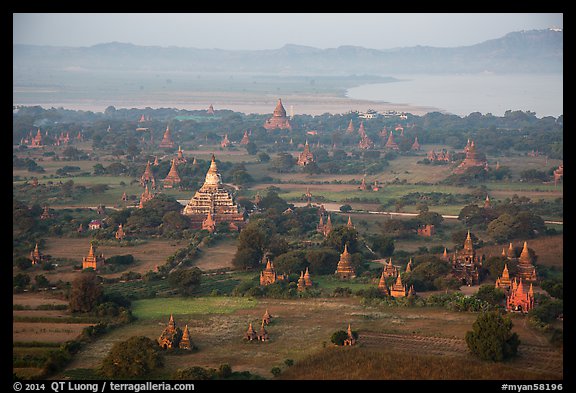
[13,13,563,50]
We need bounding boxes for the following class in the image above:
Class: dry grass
[477,235,563,268]
[13,293,68,308]
[13,322,93,343]
[195,238,238,271]
[278,346,560,380]
[41,237,186,278]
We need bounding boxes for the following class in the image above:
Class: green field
[131,297,258,319]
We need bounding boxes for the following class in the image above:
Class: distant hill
[13,29,562,75]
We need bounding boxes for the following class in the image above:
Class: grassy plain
[57,296,562,380]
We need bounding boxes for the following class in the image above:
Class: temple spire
[346,215,354,229]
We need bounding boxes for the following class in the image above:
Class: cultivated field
[13,322,92,343]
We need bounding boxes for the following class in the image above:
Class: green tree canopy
[100,336,163,378]
[168,267,202,296]
[465,311,520,362]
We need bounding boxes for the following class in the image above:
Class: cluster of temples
[297,268,313,291]
[377,259,416,298]
[259,256,287,286]
[157,314,192,350]
[182,154,246,230]
[244,310,272,342]
[427,149,453,163]
[317,213,333,237]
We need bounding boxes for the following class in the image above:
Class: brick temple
[453,139,487,174]
[182,154,246,229]
[450,231,482,285]
[335,244,356,279]
[263,99,292,131]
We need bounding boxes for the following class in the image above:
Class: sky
[13,13,563,50]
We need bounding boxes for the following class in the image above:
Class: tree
[93,163,106,175]
[162,211,190,232]
[14,273,30,289]
[482,256,518,281]
[339,204,352,213]
[370,235,395,258]
[486,213,517,242]
[245,142,258,155]
[168,267,202,296]
[69,271,103,313]
[35,274,50,288]
[474,285,506,306]
[330,330,349,346]
[272,251,307,274]
[305,248,340,275]
[270,153,295,173]
[324,226,359,254]
[257,152,270,163]
[100,336,163,378]
[465,311,520,361]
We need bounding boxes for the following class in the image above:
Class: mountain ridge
[13,29,562,75]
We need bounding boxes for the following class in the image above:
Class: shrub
[270,367,282,377]
[330,330,348,346]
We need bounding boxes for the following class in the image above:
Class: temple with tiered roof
[297,140,315,166]
[139,184,154,208]
[335,245,356,279]
[263,99,292,131]
[175,146,187,165]
[506,279,534,313]
[450,231,482,285]
[182,154,245,229]
[346,119,355,134]
[30,243,45,265]
[259,256,286,286]
[82,243,105,271]
[163,159,181,189]
[140,161,156,188]
[385,131,399,150]
[221,134,231,148]
[390,274,407,298]
[516,241,538,282]
[495,264,512,290]
[159,125,175,148]
[453,139,487,174]
[115,224,126,240]
[240,130,250,145]
[157,314,191,350]
[317,214,333,237]
[382,258,398,278]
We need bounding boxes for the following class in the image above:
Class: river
[346,73,563,118]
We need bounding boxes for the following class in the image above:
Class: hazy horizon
[13,13,563,50]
